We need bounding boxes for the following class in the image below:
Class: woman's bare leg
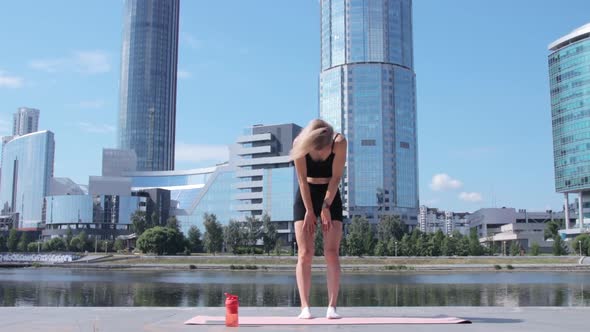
[323,220,342,308]
[295,220,315,311]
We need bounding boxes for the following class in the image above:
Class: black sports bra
[306,134,339,178]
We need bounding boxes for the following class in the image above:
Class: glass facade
[319,0,418,222]
[264,168,297,222]
[45,195,140,232]
[177,170,240,234]
[118,0,179,171]
[549,33,590,192]
[0,131,54,229]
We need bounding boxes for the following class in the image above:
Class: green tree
[17,232,31,252]
[70,231,90,252]
[399,233,412,256]
[314,225,324,256]
[0,234,7,252]
[346,216,373,256]
[114,238,125,252]
[223,220,243,254]
[261,214,278,255]
[510,241,520,256]
[203,213,223,254]
[552,235,568,256]
[544,220,561,240]
[187,225,203,253]
[374,241,386,256]
[456,234,470,256]
[244,215,262,253]
[27,242,39,253]
[100,240,113,253]
[377,215,405,243]
[531,242,540,256]
[151,211,160,227]
[165,216,180,231]
[274,237,284,256]
[47,237,66,252]
[65,227,73,251]
[69,237,83,252]
[572,234,590,255]
[430,230,445,256]
[386,238,398,256]
[7,229,19,252]
[442,232,459,256]
[131,211,149,236]
[137,226,185,255]
[375,215,406,256]
[468,228,485,256]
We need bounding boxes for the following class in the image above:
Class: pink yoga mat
[185,315,471,325]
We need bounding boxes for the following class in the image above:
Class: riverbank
[0,307,588,332]
[4,254,588,272]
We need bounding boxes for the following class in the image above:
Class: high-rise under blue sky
[0,0,589,213]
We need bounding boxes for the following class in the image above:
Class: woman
[291,119,347,319]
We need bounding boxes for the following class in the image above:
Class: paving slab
[0,307,588,332]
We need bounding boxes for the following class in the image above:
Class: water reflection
[0,268,588,307]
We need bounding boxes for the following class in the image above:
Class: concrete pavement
[0,307,588,332]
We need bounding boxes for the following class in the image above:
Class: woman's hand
[303,210,316,235]
[320,207,332,232]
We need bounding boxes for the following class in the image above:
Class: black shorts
[294,183,343,222]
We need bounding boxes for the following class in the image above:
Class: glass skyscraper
[13,107,40,136]
[319,0,419,224]
[0,131,55,229]
[548,23,590,234]
[118,0,179,171]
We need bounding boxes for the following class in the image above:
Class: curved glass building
[118,0,179,171]
[549,23,590,234]
[0,131,55,229]
[319,0,418,224]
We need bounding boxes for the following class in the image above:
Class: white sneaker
[298,307,312,319]
[326,306,341,319]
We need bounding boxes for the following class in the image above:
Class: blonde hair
[290,119,334,160]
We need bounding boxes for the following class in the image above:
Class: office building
[319,0,419,225]
[118,0,180,171]
[548,23,590,239]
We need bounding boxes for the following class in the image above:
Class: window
[361,139,376,146]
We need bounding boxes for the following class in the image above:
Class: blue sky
[0,0,588,213]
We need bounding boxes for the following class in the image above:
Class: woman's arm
[324,136,347,210]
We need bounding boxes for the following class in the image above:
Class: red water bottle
[224,293,239,327]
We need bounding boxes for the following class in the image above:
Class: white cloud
[0,71,24,88]
[430,173,463,191]
[459,192,483,203]
[177,70,192,79]
[73,100,105,110]
[29,50,110,74]
[77,122,116,134]
[175,142,228,163]
[74,51,110,74]
[29,59,65,73]
[181,32,202,50]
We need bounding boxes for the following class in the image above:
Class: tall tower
[319,0,419,225]
[118,0,179,171]
[13,107,40,136]
[548,23,590,233]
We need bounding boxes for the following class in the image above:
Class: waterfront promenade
[0,306,588,332]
